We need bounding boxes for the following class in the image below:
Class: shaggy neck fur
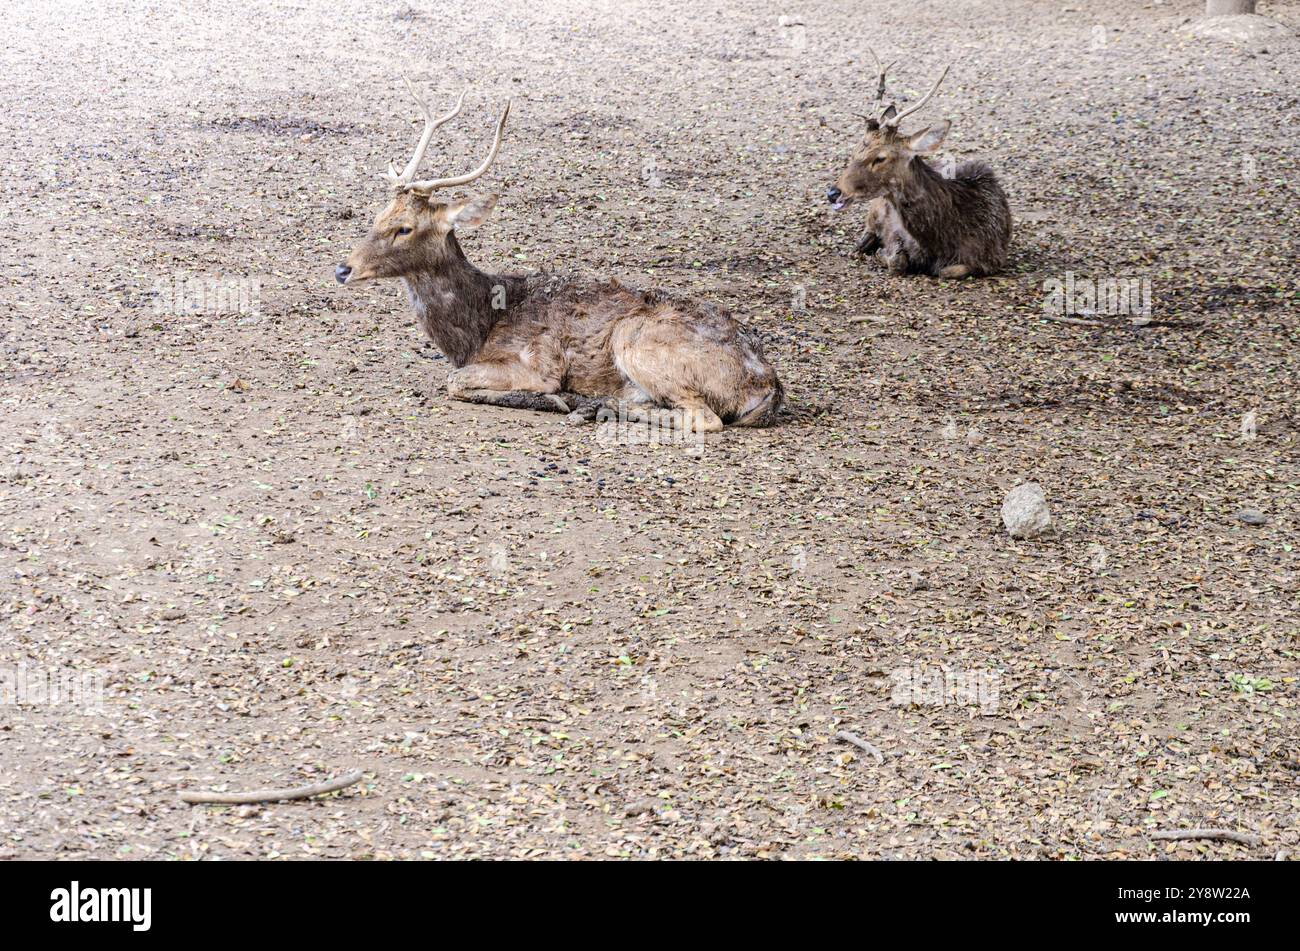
[891,157,962,253]
[400,232,525,368]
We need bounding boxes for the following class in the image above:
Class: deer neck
[890,158,959,247]
[400,234,521,368]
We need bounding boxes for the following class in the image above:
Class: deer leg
[854,227,882,256]
[454,387,609,417]
[938,264,972,279]
[454,388,575,413]
[604,401,723,434]
[678,402,724,433]
[446,360,583,415]
[621,393,722,433]
[881,246,911,274]
[587,383,705,434]
[560,393,614,423]
[593,387,672,430]
[854,198,891,256]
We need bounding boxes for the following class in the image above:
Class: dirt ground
[1,0,1296,860]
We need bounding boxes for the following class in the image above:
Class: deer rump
[448,275,785,430]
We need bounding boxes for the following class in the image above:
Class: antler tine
[885,62,951,127]
[866,48,896,106]
[406,100,511,193]
[385,79,469,188]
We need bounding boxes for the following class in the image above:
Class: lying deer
[336,79,784,433]
[826,55,1011,278]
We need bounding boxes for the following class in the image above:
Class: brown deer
[826,55,1011,279]
[336,79,784,433]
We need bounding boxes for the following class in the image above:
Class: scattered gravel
[0,0,1295,860]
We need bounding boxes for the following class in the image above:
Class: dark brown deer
[826,55,1011,278]
[336,79,783,433]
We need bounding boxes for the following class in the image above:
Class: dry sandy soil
[1,0,1296,860]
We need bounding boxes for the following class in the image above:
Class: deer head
[827,54,951,210]
[335,78,510,286]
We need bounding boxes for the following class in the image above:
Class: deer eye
[395,226,413,236]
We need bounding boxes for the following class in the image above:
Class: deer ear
[445,192,499,230]
[906,120,950,154]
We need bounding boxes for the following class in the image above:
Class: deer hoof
[683,406,724,434]
[545,394,572,413]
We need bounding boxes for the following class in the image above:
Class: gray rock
[1236,508,1268,526]
[1002,482,1053,539]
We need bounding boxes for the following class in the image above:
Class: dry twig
[1151,828,1261,847]
[835,730,885,764]
[180,770,365,805]
[1041,314,1109,328]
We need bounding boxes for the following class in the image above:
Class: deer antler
[866,48,896,111]
[884,63,951,128]
[406,100,511,193]
[386,78,469,189]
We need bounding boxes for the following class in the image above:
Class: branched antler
[386,78,468,188]
[384,78,510,194]
[407,101,510,192]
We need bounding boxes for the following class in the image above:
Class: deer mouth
[336,263,379,286]
[826,186,851,211]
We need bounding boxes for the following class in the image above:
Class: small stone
[1002,482,1053,539]
[1236,508,1267,526]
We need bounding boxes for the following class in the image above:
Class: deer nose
[826,186,842,204]
[335,264,352,284]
